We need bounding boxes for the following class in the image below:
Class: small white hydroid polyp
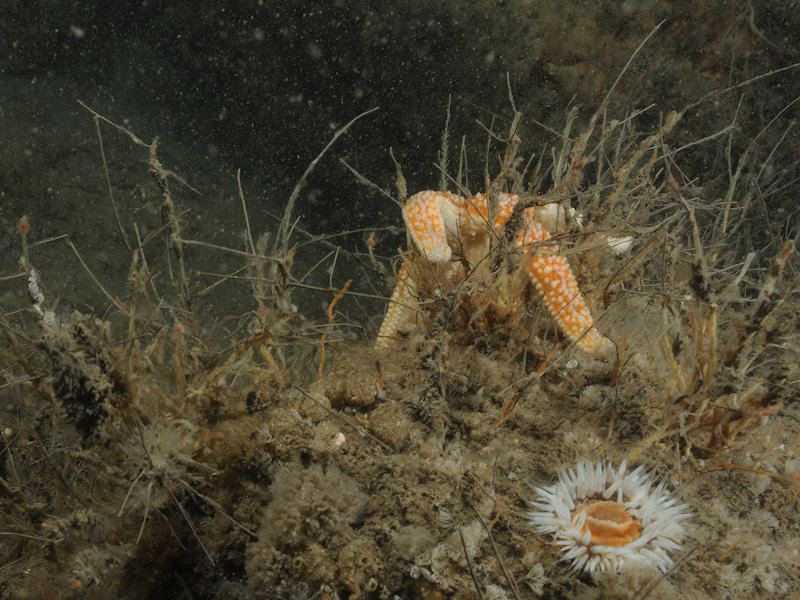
[528,459,691,573]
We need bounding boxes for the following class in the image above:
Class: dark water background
[1,0,798,324]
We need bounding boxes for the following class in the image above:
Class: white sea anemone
[528,459,691,574]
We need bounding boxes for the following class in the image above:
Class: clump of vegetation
[0,104,379,597]
[1,55,799,600]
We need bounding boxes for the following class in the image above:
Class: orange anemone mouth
[575,500,642,547]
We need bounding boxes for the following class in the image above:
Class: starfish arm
[402,191,460,263]
[518,210,612,356]
[462,193,520,233]
[376,262,418,349]
[492,193,520,232]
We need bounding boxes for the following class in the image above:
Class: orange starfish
[376,190,612,356]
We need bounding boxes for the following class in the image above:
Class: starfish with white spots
[376,190,612,356]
